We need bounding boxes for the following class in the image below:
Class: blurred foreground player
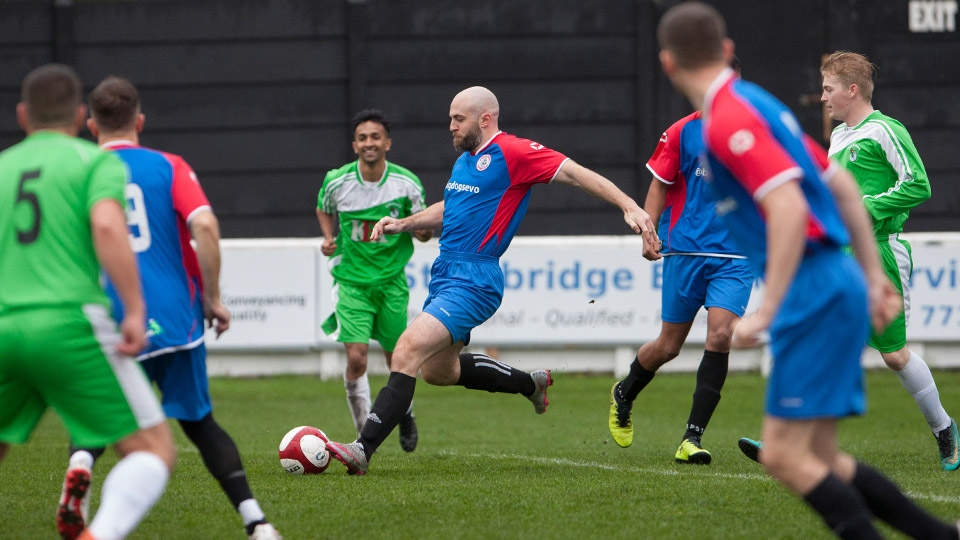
[659,3,958,538]
[0,64,175,540]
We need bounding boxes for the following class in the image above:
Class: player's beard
[452,124,482,153]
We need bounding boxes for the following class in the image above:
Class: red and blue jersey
[440,132,568,258]
[701,70,848,276]
[647,111,742,257]
[103,141,211,359]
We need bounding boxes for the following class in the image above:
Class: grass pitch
[3,368,960,539]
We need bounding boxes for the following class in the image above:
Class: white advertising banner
[325,236,762,347]
[211,233,960,351]
[900,234,960,341]
[205,239,319,349]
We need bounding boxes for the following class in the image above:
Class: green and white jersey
[318,161,427,285]
[0,131,128,310]
[828,111,931,236]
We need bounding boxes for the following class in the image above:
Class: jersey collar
[472,131,503,155]
[703,67,736,119]
[100,139,138,150]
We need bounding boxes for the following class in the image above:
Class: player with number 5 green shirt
[0,63,175,540]
[1,131,127,310]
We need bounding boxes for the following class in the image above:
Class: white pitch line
[462,452,960,505]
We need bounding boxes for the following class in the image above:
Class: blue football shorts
[422,252,503,345]
[141,344,212,422]
[766,249,868,419]
[661,254,754,322]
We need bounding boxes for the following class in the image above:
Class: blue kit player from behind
[609,57,755,464]
[61,76,282,540]
[658,3,960,538]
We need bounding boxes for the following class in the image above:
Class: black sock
[683,350,728,440]
[456,352,535,396]
[803,473,881,539]
[618,356,656,402]
[358,372,417,457]
[851,461,957,539]
[180,414,254,509]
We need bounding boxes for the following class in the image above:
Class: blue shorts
[661,255,754,322]
[141,344,212,422]
[422,252,503,345]
[766,249,868,419]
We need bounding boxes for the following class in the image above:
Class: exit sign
[909,0,958,32]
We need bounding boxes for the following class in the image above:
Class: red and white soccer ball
[278,426,331,475]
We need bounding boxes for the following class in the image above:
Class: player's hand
[731,312,771,349]
[642,238,663,261]
[868,273,902,334]
[116,314,147,357]
[625,208,660,256]
[321,237,337,256]
[204,300,231,338]
[413,229,433,242]
[371,216,402,241]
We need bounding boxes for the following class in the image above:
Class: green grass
[3,369,960,539]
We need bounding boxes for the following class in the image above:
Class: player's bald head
[451,86,500,120]
[658,2,727,69]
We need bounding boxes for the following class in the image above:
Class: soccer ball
[278,426,330,474]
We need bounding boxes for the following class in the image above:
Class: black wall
[1,0,957,237]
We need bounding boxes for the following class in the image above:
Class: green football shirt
[0,131,128,310]
[827,110,931,236]
[318,161,427,285]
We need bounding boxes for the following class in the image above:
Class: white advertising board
[322,236,762,347]
[205,240,319,349]
[211,233,960,351]
[901,234,960,341]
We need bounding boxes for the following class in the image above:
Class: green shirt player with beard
[317,109,431,452]
[821,51,959,471]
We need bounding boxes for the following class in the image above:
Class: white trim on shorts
[83,304,166,430]
[884,233,913,325]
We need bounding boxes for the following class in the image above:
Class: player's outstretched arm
[191,209,231,338]
[554,160,659,246]
[371,201,444,241]
[91,199,147,356]
[828,168,901,332]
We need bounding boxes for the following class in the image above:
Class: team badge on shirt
[848,144,860,163]
[728,129,755,155]
[476,154,492,171]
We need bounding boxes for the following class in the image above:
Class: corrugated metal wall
[1,0,956,237]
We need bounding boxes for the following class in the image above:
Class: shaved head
[449,86,501,153]
[451,86,500,120]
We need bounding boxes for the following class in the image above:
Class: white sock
[238,498,265,526]
[87,451,169,540]
[67,450,95,521]
[69,450,94,471]
[896,352,952,433]
[344,373,371,434]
